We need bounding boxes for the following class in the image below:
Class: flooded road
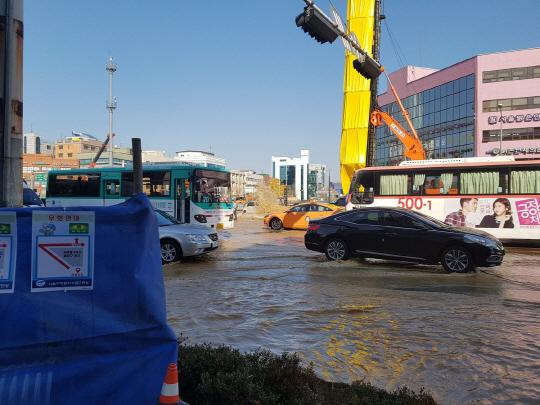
[163,218,540,405]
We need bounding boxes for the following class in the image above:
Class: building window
[483,65,540,83]
[483,96,540,112]
[58,145,63,149]
[58,153,63,158]
[374,74,475,165]
[482,126,540,142]
[67,153,73,157]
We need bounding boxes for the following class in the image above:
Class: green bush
[176,343,438,405]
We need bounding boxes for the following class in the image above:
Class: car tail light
[307,224,321,231]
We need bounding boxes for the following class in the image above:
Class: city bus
[346,157,540,243]
[45,163,235,229]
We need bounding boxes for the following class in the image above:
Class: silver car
[156,209,220,264]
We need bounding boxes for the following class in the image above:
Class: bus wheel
[270,218,283,230]
[324,238,349,261]
[441,246,474,273]
[161,239,182,264]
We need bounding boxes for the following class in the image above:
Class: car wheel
[270,218,283,230]
[161,239,182,264]
[324,238,349,261]
[441,246,474,273]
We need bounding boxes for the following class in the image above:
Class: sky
[23,0,540,179]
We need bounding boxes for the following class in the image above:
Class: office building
[271,150,309,200]
[174,151,225,169]
[375,47,540,165]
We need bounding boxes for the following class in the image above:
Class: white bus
[346,157,540,244]
[45,163,235,229]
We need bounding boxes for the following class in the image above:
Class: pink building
[375,47,540,166]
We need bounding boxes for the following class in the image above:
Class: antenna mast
[106,58,117,167]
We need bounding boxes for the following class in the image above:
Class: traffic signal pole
[297,0,383,80]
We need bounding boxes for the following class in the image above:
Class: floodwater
[163,218,540,405]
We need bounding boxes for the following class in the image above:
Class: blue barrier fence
[0,194,177,404]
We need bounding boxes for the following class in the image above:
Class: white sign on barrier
[0,212,17,294]
[31,211,95,292]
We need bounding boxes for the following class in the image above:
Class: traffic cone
[157,363,188,405]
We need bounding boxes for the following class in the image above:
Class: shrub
[176,343,439,405]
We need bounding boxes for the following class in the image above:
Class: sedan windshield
[155,209,182,226]
[411,210,451,228]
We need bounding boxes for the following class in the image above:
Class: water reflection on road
[163,219,540,405]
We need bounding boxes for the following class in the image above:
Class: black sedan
[304,207,505,273]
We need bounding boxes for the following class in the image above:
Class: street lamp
[498,103,503,155]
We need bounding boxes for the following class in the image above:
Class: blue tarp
[0,194,177,404]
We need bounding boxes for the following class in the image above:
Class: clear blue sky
[23,0,540,178]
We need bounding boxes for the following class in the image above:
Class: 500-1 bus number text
[397,198,432,210]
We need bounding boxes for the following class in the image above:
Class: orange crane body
[370,110,426,160]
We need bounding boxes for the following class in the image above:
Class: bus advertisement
[346,158,540,243]
[45,163,235,230]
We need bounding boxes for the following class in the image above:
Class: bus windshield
[193,169,231,204]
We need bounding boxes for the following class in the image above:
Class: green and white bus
[45,163,235,229]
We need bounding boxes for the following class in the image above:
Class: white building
[271,150,309,200]
[230,170,264,197]
[142,150,176,163]
[23,132,54,156]
[174,150,225,169]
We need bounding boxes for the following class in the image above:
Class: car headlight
[186,234,208,243]
[465,235,494,247]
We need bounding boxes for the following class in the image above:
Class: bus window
[412,173,425,195]
[350,171,375,204]
[48,173,101,197]
[106,180,120,195]
[380,174,408,195]
[353,171,374,193]
[460,171,500,194]
[442,173,459,195]
[121,173,135,197]
[510,169,540,194]
[142,171,171,197]
[498,172,509,194]
[422,173,444,195]
[193,169,232,203]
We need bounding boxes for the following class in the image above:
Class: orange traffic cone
[157,363,187,405]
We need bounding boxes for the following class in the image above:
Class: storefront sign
[487,147,540,155]
[488,112,540,124]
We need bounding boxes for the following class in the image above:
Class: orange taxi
[263,201,344,230]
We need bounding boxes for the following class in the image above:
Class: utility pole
[367,0,383,167]
[328,169,331,202]
[106,58,117,167]
[0,0,23,207]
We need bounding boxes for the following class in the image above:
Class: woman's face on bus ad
[493,201,508,216]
